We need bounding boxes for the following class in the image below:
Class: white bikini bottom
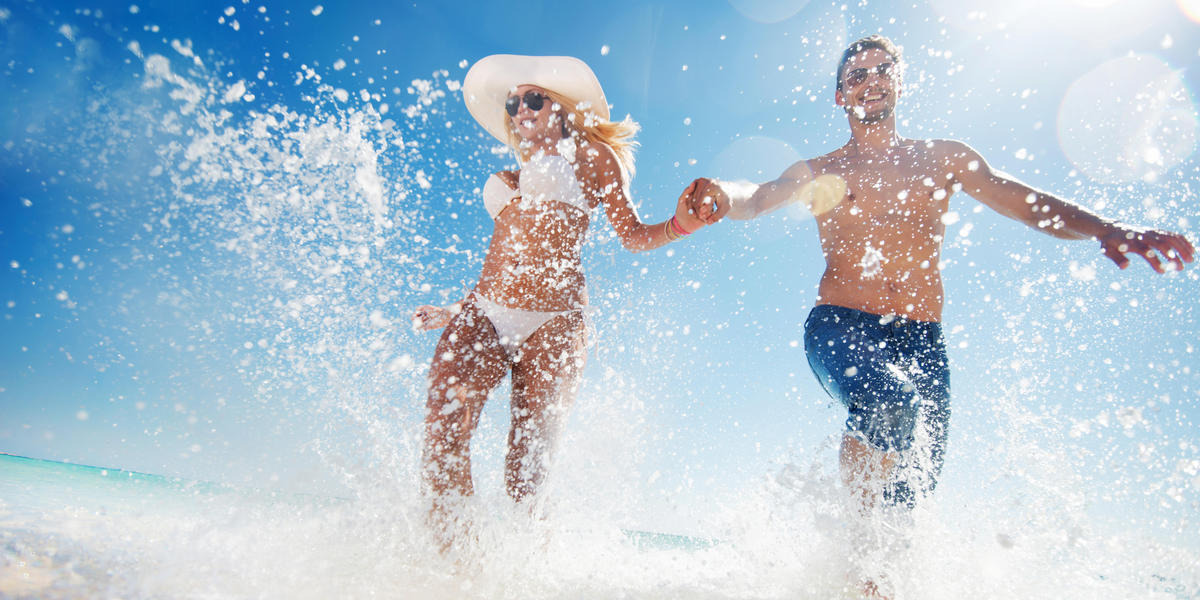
[473,294,581,358]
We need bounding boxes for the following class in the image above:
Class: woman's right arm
[412,301,463,331]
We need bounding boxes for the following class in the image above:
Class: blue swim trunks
[804,304,951,504]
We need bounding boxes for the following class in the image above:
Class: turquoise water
[0,452,685,544]
[0,453,336,518]
[0,454,350,599]
[0,453,738,598]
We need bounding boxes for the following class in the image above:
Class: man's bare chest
[818,157,955,225]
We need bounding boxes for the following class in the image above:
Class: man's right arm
[691,160,818,223]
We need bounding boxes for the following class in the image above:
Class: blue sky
[2,0,1198,538]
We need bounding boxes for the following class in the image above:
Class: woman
[412,55,705,544]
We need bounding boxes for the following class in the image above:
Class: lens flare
[1056,54,1198,184]
[927,0,1040,33]
[710,135,800,182]
[1177,0,1200,22]
[710,135,821,221]
[726,0,813,23]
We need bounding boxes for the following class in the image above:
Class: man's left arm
[943,140,1195,273]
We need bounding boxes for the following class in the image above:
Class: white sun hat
[462,54,609,145]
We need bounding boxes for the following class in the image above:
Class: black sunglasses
[843,62,895,88]
[505,91,547,117]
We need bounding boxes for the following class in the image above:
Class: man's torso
[806,138,959,322]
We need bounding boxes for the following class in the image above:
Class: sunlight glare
[710,135,800,183]
[1177,0,1200,22]
[927,0,1040,33]
[726,0,812,24]
[1057,54,1198,184]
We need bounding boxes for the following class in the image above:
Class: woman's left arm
[577,143,706,252]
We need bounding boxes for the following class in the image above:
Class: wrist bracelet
[664,219,679,242]
[669,216,692,236]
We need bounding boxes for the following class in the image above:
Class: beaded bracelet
[664,219,680,242]
[670,216,692,236]
[665,217,693,242]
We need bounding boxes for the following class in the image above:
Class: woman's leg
[505,311,587,503]
[423,299,508,541]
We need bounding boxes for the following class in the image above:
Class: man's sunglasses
[505,91,548,117]
[843,62,895,89]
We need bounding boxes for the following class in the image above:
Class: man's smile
[860,89,889,104]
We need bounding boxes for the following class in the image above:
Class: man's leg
[840,432,898,515]
[886,323,951,508]
[805,306,919,600]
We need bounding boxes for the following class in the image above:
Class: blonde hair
[504,88,640,176]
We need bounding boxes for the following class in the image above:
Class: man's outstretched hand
[1099,226,1195,273]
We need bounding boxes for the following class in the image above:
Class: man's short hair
[836,35,903,92]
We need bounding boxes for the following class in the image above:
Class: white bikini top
[481,152,590,220]
[482,173,520,219]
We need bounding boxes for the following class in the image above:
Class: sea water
[2,452,1197,599]
[2,2,1199,598]
[0,453,727,598]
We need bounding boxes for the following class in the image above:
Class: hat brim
[462,54,609,145]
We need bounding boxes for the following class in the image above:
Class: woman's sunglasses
[505,91,547,117]
[843,62,895,89]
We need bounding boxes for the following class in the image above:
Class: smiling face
[506,84,561,144]
[835,48,901,124]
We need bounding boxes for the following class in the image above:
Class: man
[690,34,1193,593]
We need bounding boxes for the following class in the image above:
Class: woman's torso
[475,152,593,311]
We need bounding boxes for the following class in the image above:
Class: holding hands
[683,178,731,225]
[672,179,710,234]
